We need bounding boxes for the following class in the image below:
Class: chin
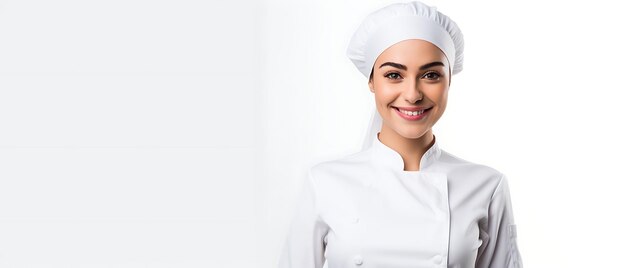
[393,126,430,140]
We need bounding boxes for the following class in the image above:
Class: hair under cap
[346,1,465,150]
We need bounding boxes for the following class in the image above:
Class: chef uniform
[278,1,523,267]
[278,132,523,268]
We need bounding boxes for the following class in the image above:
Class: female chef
[278,1,523,267]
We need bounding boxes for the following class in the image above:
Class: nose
[403,78,423,103]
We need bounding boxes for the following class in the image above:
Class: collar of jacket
[370,132,442,172]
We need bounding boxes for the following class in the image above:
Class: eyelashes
[422,71,441,80]
[383,71,441,81]
[384,72,402,80]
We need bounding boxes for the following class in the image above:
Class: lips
[392,106,433,121]
[392,106,433,112]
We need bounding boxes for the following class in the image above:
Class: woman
[278,1,523,267]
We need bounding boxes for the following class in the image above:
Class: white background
[1,0,625,267]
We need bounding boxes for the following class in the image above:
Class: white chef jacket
[278,133,523,268]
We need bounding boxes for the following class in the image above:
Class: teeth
[398,108,425,116]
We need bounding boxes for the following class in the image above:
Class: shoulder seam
[490,172,506,202]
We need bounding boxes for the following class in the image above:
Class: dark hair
[369,67,374,82]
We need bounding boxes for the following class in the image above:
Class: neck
[378,124,435,171]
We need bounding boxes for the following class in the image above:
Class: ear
[368,80,374,93]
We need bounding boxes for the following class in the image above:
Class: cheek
[424,84,449,102]
[433,91,449,113]
[373,83,397,103]
[374,82,402,98]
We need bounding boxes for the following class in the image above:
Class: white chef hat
[346,1,464,150]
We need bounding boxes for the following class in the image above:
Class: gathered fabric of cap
[346,1,464,151]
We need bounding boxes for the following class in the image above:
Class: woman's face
[368,39,451,140]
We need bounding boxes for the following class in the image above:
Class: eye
[422,71,441,80]
[384,72,403,80]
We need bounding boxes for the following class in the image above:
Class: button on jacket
[278,134,523,268]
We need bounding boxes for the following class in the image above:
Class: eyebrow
[379,61,445,71]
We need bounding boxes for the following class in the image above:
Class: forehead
[375,39,447,67]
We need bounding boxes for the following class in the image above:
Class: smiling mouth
[392,106,433,116]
